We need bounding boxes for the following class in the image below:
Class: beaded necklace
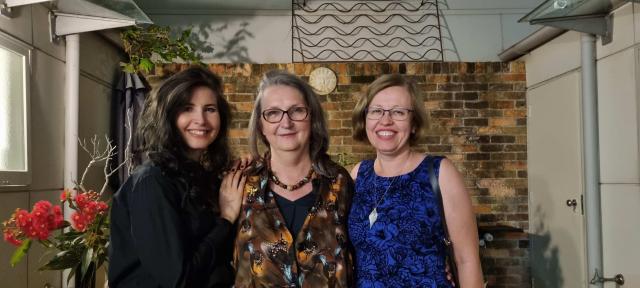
[269,167,315,191]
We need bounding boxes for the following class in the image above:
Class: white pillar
[63,33,79,288]
[581,33,603,288]
[64,34,79,190]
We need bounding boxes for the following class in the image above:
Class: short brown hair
[352,74,428,146]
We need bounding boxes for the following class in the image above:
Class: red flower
[52,206,64,228]
[37,229,50,240]
[15,209,31,228]
[3,229,22,246]
[97,202,109,213]
[60,189,70,202]
[33,201,52,212]
[71,212,87,232]
[75,193,89,209]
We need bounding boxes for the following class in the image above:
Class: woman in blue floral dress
[348,74,483,287]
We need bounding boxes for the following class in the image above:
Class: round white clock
[308,67,337,95]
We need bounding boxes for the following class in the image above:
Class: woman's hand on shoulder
[233,153,255,172]
[219,160,247,223]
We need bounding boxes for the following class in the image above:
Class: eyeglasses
[365,107,413,121]
[262,106,310,123]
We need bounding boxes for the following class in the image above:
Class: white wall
[522,2,640,286]
[0,3,123,287]
[595,4,640,285]
[143,0,539,63]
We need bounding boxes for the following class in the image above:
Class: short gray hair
[248,70,336,176]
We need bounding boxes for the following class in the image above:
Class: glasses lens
[366,108,384,119]
[289,107,309,121]
[390,108,409,120]
[263,109,283,123]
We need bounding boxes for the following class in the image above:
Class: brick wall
[151,62,530,287]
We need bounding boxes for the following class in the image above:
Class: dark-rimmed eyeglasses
[365,107,413,121]
[262,106,310,123]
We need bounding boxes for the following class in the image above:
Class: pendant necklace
[368,152,412,229]
[368,175,398,228]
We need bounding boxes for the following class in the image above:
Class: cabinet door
[597,48,639,184]
[596,44,640,288]
[528,71,586,287]
[601,184,640,287]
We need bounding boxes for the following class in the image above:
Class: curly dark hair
[135,66,232,206]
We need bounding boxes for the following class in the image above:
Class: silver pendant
[368,208,378,228]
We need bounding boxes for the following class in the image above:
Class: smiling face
[175,86,220,161]
[365,85,414,156]
[260,85,311,156]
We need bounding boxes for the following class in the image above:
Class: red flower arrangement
[2,136,126,287]
[2,190,110,246]
[1,189,111,287]
[3,201,64,245]
[66,190,109,232]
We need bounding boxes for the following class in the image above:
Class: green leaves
[120,25,203,74]
[137,58,154,73]
[39,248,82,271]
[10,239,31,267]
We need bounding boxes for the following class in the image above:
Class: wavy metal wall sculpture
[292,0,444,62]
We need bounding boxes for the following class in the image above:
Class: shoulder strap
[427,156,452,245]
[427,156,460,286]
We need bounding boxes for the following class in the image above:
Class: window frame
[0,31,32,190]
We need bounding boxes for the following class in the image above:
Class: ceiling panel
[135,0,291,12]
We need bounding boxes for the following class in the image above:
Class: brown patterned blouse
[233,161,354,288]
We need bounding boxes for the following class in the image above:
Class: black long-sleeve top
[108,163,234,288]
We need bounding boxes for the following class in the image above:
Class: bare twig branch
[76,134,131,196]
[78,138,97,192]
[100,136,127,194]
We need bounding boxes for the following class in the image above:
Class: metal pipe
[580,32,603,288]
[64,34,79,191]
[63,32,79,288]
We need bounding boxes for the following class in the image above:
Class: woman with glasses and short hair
[348,74,483,287]
[233,70,354,287]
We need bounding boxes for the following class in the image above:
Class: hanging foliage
[120,25,203,74]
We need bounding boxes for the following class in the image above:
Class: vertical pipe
[63,32,79,288]
[581,33,603,287]
[64,34,79,192]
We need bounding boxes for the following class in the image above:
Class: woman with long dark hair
[109,67,246,288]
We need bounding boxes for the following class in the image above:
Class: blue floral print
[348,156,453,288]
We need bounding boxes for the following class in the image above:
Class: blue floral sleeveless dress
[348,155,453,288]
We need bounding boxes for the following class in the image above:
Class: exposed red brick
[156,62,529,286]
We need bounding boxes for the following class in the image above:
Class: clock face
[309,67,337,95]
